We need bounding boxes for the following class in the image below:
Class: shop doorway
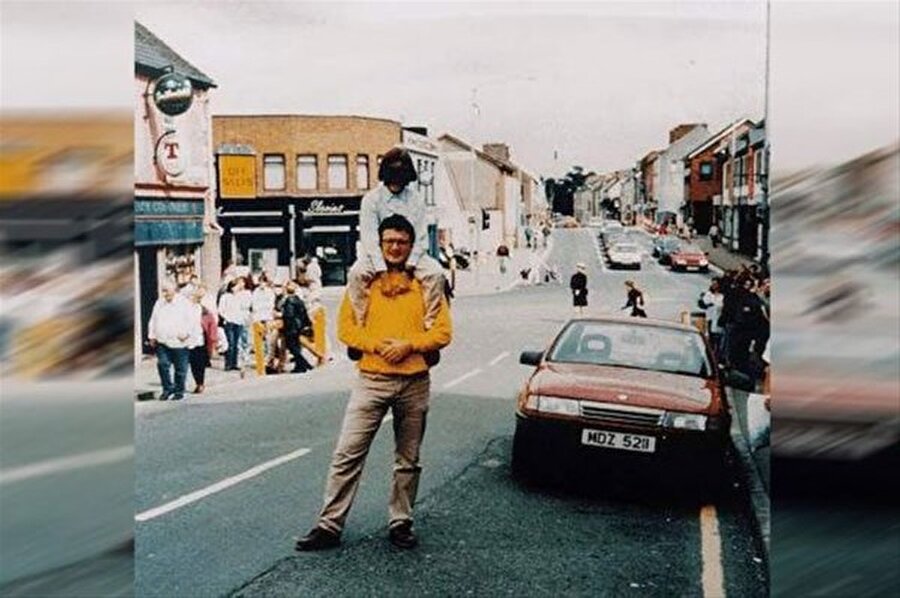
[303,227,356,286]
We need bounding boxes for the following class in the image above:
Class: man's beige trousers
[317,371,430,534]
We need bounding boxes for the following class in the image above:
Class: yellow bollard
[252,321,268,376]
[299,306,328,367]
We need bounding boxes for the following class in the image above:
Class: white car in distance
[607,242,643,269]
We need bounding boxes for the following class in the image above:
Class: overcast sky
[1,1,897,176]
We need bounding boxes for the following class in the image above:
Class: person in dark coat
[622,280,647,317]
[281,281,314,373]
[569,263,588,315]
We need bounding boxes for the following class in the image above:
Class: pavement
[692,237,758,275]
[131,227,767,597]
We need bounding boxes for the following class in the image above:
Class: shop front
[299,197,361,286]
[135,196,205,352]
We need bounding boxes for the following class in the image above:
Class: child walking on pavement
[347,148,445,349]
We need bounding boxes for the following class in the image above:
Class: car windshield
[548,321,712,378]
[613,244,638,252]
[660,238,681,249]
[679,244,702,253]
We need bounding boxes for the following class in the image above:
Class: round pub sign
[152,72,193,116]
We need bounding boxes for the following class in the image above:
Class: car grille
[580,403,664,428]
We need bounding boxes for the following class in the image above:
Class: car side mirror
[519,350,543,367]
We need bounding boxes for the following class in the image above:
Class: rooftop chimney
[669,123,706,145]
[482,143,510,163]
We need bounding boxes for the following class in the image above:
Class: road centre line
[700,504,726,598]
[489,352,510,366]
[0,445,134,486]
[441,369,483,390]
[135,448,311,522]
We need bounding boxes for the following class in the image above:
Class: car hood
[531,362,716,413]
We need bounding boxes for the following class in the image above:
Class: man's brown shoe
[295,526,340,551]
[388,522,418,549]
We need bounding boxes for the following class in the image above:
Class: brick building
[211,115,402,285]
[683,118,755,234]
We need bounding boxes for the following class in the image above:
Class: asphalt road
[134,228,767,597]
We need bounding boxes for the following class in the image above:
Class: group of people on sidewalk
[699,263,770,387]
[147,256,328,401]
[217,260,326,378]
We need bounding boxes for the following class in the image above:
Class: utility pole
[761,0,772,272]
[470,87,480,284]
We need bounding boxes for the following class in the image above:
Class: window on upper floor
[263,154,285,190]
[328,154,348,190]
[356,155,369,190]
[297,155,318,190]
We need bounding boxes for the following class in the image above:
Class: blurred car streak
[0,114,134,595]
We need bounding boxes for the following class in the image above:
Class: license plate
[687,266,699,271]
[581,429,656,453]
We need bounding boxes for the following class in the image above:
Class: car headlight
[526,395,580,417]
[663,412,707,430]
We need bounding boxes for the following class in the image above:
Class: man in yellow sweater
[296,214,452,551]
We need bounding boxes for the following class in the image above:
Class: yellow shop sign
[219,155,256,198]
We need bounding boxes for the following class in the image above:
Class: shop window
[328,154,348,190]
[297,155,317,190]
[164,246,197,287]
[263,154,285,190]
[356,155,369,190]
[699,161,714,181]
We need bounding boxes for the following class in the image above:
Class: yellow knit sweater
[338,271,452,375]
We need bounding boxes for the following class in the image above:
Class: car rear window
[548,321,712,377]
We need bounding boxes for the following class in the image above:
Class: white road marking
[0,445,134,486]
[489,352,510,366]
[135,447,312,522]
[700,504,726,598]
[441,368,483,390]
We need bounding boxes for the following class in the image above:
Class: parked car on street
[599,220,624,242]
[653,236,682,265]
[669,244,710,272]
[513,317,730,489]
[607,242,642,269]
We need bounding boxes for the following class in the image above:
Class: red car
[513,316,730,486]
[669,243,710,272]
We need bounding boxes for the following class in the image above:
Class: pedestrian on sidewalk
[147,281,194,401]
[709,223,720,248]
[188,285,216,394]
[251,276,276,376]
[281,281,314,374]
[622,280,647,318]
[218,277,251,373]
[346,147,445,348]
[295,215,452,553]
[570,263,589,315]
[699,279,725,360]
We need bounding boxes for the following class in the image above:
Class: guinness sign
[152,72,193,117]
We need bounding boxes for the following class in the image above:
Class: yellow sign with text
[219,155,257,198]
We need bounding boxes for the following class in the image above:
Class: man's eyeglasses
[381,238,411,247]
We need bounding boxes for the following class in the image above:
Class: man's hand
[148,338,157,348]
[377,338,413,364]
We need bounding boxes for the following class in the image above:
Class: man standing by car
[295,214,453,552]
